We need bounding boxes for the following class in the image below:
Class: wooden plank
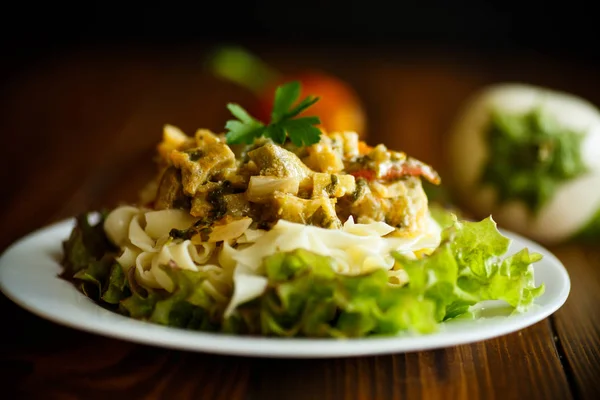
[551,245,600,399]
[0,319,570,399]
[239,322,570,400]
[0,51,168,252]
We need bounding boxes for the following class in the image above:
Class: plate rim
[0,218,571,358]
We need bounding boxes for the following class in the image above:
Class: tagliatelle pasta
[104,207,230,301]
[103,205,140,247]
[101,202,442,316]
[204,217,253,243]
[144,209,199,239]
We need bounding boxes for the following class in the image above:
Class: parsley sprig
[225,81,323,147]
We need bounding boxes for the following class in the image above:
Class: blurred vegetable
[447,83,600,245]
[207,46,367,137]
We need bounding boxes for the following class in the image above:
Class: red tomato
[350,169,376,181]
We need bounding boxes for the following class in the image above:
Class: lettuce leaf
[62,212,225,330]
[61,212,124,302]
[119,268,224,331]
[228,216,544,337]
[61,212,117,278]
[228,249,439,337]
[428,202,460,230]
[394,215,545,322]
[150,269,223,330]
[62,211,544,338]
[101,263,130,304]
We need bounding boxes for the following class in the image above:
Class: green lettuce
[61,212,117,278]
[61,212,223,327]
[395,215,545,322]
[62,211,544,338]
[116,268,223,331]
[429,202,461,230]
[101,263,129,304]
[228,216,544,337]
[60,212,126,303]
[146,268,222,331]
[226,249,439,337]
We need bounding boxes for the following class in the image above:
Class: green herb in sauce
[480,107,587,213]
[207,180,235,220]
[169,227,196,241]
[352,178,368,202]
[185,149,205,162]
[325,174,339,195]
[170,218,213,242]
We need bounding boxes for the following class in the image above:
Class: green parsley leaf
[285,96,320,120]
[265,125,287,144]
[225,80,322,146]
[225,104,266,144]
[228,103,257,124]
[281,117,322,147]
[272,81,301,121]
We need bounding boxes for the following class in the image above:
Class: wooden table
[1,44,599,399]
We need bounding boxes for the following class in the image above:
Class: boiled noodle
[103,206,442,314]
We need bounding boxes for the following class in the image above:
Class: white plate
[0,218,570,358]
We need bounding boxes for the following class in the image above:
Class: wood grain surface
[1,45,599,399]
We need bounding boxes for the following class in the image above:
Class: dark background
[1,0,598,76]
